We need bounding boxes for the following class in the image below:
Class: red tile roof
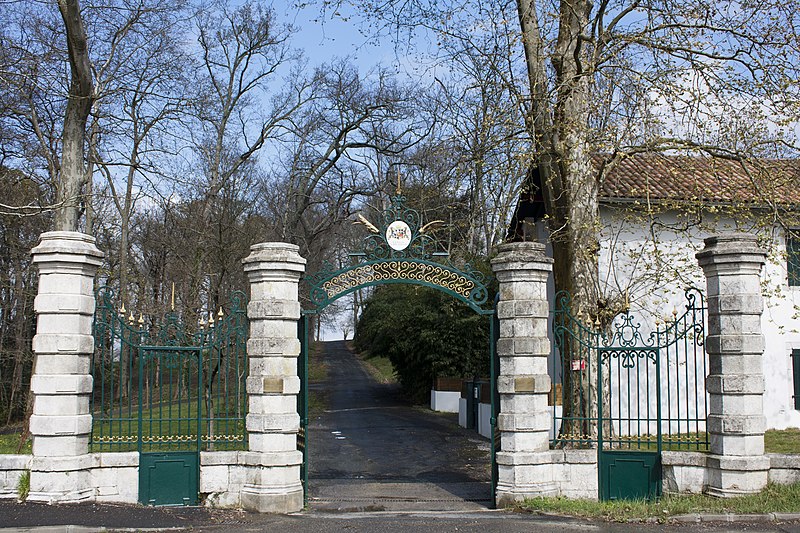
[596,153,800,205]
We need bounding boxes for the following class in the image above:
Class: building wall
[596,205,800,430]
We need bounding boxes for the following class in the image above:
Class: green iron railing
[551,288,708,452]
[90,288,248,452]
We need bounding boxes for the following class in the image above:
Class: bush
[354,284,491,403]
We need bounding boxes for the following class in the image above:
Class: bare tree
[318,0,800,311]
[268,62,423,252]
[179,0,308,311]
[86,0,193,303]
[56,0,94,231]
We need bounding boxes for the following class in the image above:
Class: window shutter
[793,349,800,410]
[788,237,800,286]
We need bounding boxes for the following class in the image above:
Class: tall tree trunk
[56,0,94,232]
[517,0,608,442]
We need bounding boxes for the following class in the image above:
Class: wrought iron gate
[91,288,248,506]
[297,189,499,507]
[552,288,707,501]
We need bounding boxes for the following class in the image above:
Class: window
[788,234,800,287]
[793,349,800,410]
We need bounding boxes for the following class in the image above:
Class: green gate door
[597,345,662,501]
[552,289,708,501]
[137,346,203,506]
[91,289,249,506]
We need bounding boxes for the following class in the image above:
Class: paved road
[308,340,492,511]
[2,501,800,533]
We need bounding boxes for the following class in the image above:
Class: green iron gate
[552,288,707,501]
[91,289,248,506]
[297,190,499,507]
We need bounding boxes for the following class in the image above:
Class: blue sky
[283,5,389,70]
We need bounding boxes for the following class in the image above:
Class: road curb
[670,512,800,523]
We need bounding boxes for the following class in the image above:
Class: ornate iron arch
[303,193,493,314]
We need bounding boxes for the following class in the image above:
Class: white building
[510,153,800,431]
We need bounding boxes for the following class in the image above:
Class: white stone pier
[697,233,769,497]
[491,242,557,505]
[28,231,103,503]
[241,243,305,513]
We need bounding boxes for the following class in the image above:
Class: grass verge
[307,341,328,383]
[307,341,329,416]
[766,428,800,454]
[519,482,800,522]
[358,352,396,384]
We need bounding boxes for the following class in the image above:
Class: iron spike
[217,306,224,318]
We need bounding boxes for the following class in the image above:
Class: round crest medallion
[386,220,412,251]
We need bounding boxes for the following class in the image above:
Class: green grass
[558,427,800,454]
[359,353,396,384]
[520,482,800,522]
[0,433,30,454]
[17,469,29,501]
[306,341,329,416]
[766,428,800,454]
[307,341,328,383]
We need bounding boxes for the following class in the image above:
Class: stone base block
[495,451,557,506]
[0,456,32,500]
[92,466,138,503]
[552,449,598,499]
[496,480,558,507]
[28,469,93,504]
[769,454,800,485]
[241,483,303,513]
[662,451,708,494]
[706,454,769,497]
[204,488,243,509]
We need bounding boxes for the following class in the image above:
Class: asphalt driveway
[307,340,492,511]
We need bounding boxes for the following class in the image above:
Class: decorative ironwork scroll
[305,193,492,312]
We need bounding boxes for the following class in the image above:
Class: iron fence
[90,288,248,452]
[551,288,708,452]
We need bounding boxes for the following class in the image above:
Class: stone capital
[242,242,306,283]
[696,232,766,272]
[491,242,553,276]
[31,231,104,270]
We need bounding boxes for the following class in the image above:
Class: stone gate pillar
[697,233,769,497]
[241,242,305,513]
[491,242,556,505]
[29,231,103,503]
